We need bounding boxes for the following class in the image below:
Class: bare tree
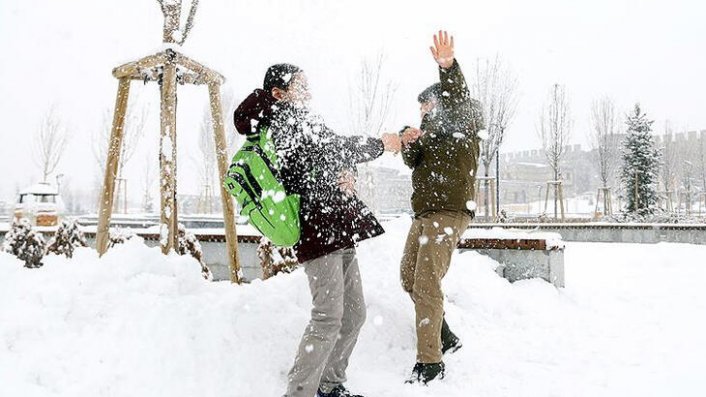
[348,53,397,213]
[660,121,679,210]
[537,83,572,218]
[695,131,706,213]
[92,103,149,213]
[220,86,242,154]
[156,0,199,45]
[33,108,68,183]
[141,151,156,213]
[590,96,620,188]
[93,105,148,176]
[348,53,397,137]
[193,107,218,213]
[471,56,519,217]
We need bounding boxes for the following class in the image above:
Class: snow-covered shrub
[107,228,136,249]
[2,218,45,268]
[258,237,298,280]
[177,224,212,281]
[46,219,87,258]
[605,209,704,224]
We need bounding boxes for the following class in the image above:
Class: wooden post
[159,59,179,254]
[605,188,612,215]
[208,82,242,284]
[558,182,565,220]
[161,2,181,44]
[594,187,612,219]
[96,78,131,255]
[543,182,551,215]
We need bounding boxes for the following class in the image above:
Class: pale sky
[1,0,704,203]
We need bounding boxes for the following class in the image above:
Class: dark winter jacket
[402,60,485,218]
[234,90,385,263]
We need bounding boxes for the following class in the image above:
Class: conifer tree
[620,104,661,214]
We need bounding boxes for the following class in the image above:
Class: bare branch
[33,108,68,183]
[590,96,620,188]
[537,83,572,181]
[197,107,218,188]
[472,56,519,173]
[348,53,398,137]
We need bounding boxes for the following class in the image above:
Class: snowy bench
[458,228,565,287]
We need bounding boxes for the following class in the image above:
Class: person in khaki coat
[398,30,484,384]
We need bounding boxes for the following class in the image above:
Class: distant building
[491,144,600,209]
[491,128,706,214]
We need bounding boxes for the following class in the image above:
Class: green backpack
[224,127,301,247]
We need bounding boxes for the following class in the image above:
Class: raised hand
[430,30,455,69]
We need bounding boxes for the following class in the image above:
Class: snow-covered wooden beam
[174,52,225,85]
[112,51,224,85]
[112,53,167,79]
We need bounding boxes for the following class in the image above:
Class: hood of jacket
[233,89,278,135]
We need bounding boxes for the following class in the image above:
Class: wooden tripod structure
[698,192,706,216]
[658,190,675,212]
[474,177,497,220]
[593,186,613,219]
[543,180,565,221]
[95,1,241,283]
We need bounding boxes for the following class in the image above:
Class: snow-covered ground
[1,217,705,396]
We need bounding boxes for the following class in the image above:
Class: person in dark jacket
[398,31,485,384]
[234,64,401,397]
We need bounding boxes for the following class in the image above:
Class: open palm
[430,30,455,69]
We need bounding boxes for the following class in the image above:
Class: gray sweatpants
[285,248,366,397]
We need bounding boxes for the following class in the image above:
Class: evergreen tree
[620,104,660,214]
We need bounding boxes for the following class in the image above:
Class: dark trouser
[400,210,471,363]
[285,248,366,397]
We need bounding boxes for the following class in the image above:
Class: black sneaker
[441,318,462,355]
[405,362,445,384]
[317,384,363,397]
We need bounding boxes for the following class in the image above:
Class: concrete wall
[468,224,706,245]
[469,248,565,288]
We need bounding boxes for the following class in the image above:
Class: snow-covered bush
[605,209,704,224]
[46,219,87,258]
[2,218,46,268]
[107,227,136,249]
[257,237,298,280]
[177,224,212,281]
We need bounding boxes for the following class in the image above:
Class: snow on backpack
[224,127,301,247]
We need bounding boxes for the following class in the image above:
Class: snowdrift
[1,218,705,396]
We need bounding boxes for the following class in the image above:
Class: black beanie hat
[264,63,302,92]
[418,83,442,103]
